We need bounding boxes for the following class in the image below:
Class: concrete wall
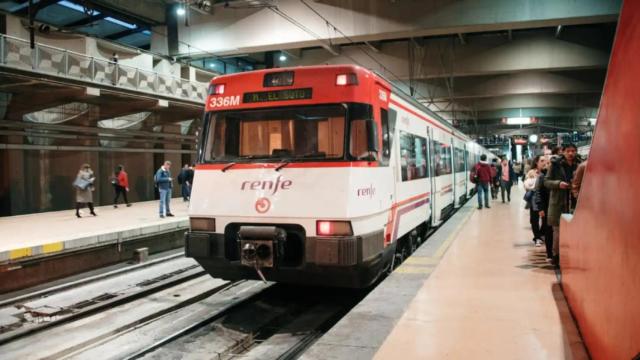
[560,1,640,358]
[0,148,193,216]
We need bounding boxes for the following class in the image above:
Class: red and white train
[185,65,494,288]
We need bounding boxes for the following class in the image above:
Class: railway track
[0,253,363,360]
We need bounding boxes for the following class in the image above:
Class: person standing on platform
[155,160,174,218]
[497,158,515,203]
[572,160,588,200]
[524,156,545,246]
[177,164,193,202]
[472,154,492,210]
[512,162,521,185]
[73,164,97,218]
[544,144,581,266]
[490,159,499,199]
[112,165,131,208]
[534,155,553,261]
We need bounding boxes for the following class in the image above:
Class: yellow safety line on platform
[433,208,476,259]
[42,242,63,254]
[396,265,434,274]
[403,256,440,265]
[9,247,32,260]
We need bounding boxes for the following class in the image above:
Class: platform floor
[374,187,588,359]
[0,198,188,262]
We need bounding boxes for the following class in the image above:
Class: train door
[464,144,469,198]
[427,127,438,227]
[451,137,457,207]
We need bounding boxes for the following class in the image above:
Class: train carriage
[185,65,493,288]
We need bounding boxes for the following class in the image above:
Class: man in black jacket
[544,144,581,266]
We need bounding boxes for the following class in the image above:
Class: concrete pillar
[165,4,179,56]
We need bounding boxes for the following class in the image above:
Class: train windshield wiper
[275,161,290,172]
[221,162,236,172]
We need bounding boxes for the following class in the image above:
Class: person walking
[533,156,553,262]
[155,161,174,218]
[524,155,546,246]
[112,165,131,208]
[490,159,499,199]
[472,154,492,209]
[73,164,97,218]
[512,162,521,185]
[177,164,192,202]
[497,158,515,203]
[544,144,581,266]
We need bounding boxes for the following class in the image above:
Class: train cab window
[400,131,428,181]
[348,103,376,160]
[202,105,346,161]
[380,108,396,166]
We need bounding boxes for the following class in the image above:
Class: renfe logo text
[241,176,292,195]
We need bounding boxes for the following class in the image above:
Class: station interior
[0,1,638,359]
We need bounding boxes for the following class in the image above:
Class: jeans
[181,183,191,201]
[500,180,512,202]
[159,188,171,216]
[477,183,489,208]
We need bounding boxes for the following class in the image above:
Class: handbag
[73,177,91,190]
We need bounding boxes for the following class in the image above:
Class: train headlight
[316,220,353,236]
[190,217,216,232]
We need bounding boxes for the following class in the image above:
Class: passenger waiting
[490,159,499,199]
[472,154,492,210]
[544,144,581,266]
[155,161,174,218]
[496,157,515,203]
[524,156,546,247]
[572,160,588,200]
[112,165,131,208]
[533,156,553,262]
[73,164,97,218]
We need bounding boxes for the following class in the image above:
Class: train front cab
[185,66,401,288]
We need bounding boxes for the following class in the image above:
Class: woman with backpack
[112,164,131,208]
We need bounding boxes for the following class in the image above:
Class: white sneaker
[535,239,543,247]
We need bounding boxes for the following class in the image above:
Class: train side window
[400,131,428,181]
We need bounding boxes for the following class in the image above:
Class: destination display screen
[243,88,312,103]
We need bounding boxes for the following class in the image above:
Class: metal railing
[0,34,208,104]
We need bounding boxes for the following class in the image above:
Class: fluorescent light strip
[506,117,531,125]
[57,1,93,13]
[104,16,137,29]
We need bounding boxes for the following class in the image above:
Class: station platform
[303,187,588,360]
[0,199,188,265]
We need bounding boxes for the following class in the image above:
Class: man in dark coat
[544,144,581,265]
[472,154,493,210]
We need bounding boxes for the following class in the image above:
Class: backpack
[470,164,479,184]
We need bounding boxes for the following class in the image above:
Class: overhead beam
[15,0,58,16]
[105,27,148,40]
[64,13,108,28]
[173,0,620,56]
[282,31,610,80]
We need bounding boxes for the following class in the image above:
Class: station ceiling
[0,0,622,139]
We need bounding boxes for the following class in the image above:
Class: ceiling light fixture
[176,6,186,16]
[503,117,532,125]
[279,54,287,61]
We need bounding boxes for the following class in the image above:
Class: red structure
[560,1,640,359]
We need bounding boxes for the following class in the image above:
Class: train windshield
[202,104,371,162]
